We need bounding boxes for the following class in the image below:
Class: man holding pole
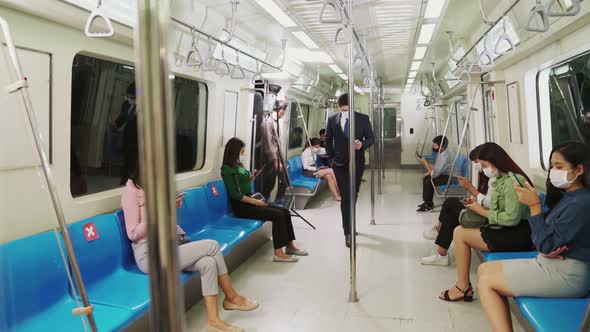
[325,93,375,247]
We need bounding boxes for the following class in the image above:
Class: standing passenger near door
[325,93,375,248]
[221,138,308,262]
[258,100,289,205]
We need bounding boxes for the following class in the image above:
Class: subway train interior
[2,0,590,331]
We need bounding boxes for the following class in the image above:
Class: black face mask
[432,146,440,153]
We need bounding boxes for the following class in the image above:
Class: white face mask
[483,167,498,178]
[312,147,320,153]
[550,169,576,189]
[238,154,245,165]
[473,162,483,172]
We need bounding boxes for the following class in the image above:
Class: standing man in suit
[326,93,375,247]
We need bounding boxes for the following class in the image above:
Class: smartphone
[511,172,524,187]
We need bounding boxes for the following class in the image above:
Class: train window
[288,102,310,149]
[537,51,590,169]
[70,54,208,197]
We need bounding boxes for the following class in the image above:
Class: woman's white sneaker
[420,253,449,266]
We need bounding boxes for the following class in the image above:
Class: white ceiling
[65,0,520,91]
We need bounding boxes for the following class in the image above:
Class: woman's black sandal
[440,283,474,302]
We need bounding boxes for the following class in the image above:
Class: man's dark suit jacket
[325,111,375,167]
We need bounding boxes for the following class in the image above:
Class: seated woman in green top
[221,138,307,263]
[438,142,534,302]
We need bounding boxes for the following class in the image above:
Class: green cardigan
[488,174,530,226]
[221,164,251,202]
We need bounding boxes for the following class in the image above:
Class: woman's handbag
[459,209,488,228]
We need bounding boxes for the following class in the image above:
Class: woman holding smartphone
[478,142,590,332]
[122,159,258,332]
[421,144,491,266]
[437,142,533,302]
[301,137,341,201]
[221,137,308,262]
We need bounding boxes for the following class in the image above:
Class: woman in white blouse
[301,137,341,201]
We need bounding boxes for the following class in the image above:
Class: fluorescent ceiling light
[417,23,436,44]
[261,72,292,81]
[414,46,427,60]
[408,71,417,78]
[329,64,343,74]
[425,0,446,19]
[254,0,297,28]
[339,73,348,80]
[287,48,333,63]
[411,61,421,71]
[292,31,319,49]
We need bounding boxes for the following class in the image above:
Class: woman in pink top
[122,160,257,332]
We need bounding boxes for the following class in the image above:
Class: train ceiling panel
[282,0,423,86]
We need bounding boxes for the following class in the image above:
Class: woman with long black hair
[421,144,490,266]
[121,158,258,332]
[221,137,307,262]
[438,142,534,302]
[478,142,590,332]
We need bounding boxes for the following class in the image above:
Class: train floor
[185,167,527,332]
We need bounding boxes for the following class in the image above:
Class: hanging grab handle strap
[526,1,550,33]
[319,0,342,24]
[186,29,203,67]
[334,25,349,45]
[84,1,114,38]
[548,0,580,17]
[231,52,245,79]
[494,17,515,55]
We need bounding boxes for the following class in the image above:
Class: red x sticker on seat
[211,185,219,197]
[83,222,99,242]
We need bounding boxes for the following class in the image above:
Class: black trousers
[435,197,464,249]
[259,157,287,202]
[423,174,450,204]
[231,201,295,249]
[333,162,365,236]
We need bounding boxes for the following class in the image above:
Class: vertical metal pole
[0,17,97,331]
[134,1,185,331]
[377,80,383,195]
[369,69,376,226]
[347,0,359,304]
[379,83,385,180]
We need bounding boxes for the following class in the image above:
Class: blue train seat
[287,156,322,190]
[437,154,469,191]
[67,214,150,314]
[205,180,263,233]
[480,250,538,262]
[0,231,133,332]
[177,186,247,254]
[516,297,589,332]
